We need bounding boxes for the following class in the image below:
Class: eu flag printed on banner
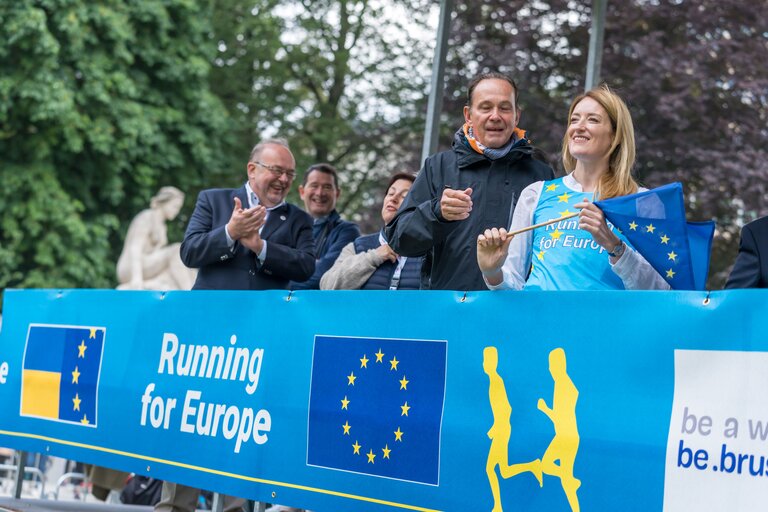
[307,336,447,485]
[21,324,105,427]
[595,182,715,290]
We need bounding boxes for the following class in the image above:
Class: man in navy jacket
[726,216,768,288]
[180,139,315,291]
[159,139,314,511]
[290,163,359,289]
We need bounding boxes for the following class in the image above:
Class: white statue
[116,186,196,290]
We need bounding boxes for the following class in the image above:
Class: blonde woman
[477,86,668,290]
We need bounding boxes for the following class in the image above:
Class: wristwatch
[608,240,626,258]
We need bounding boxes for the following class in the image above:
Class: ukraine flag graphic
[21,324,105,426]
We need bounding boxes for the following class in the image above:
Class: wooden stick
[505,211,579,237]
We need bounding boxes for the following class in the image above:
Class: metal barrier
[50,471,88,501]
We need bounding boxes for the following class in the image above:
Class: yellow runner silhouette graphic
[484,347,580,512]
[538,347,581,512]
[483,347,542,512]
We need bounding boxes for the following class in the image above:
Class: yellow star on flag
[668,251,677,262]
[80,415,89,425]
[557,192,572,203]
[537,250,545,261]
[629,221,638,231]
[660,234,670,244]
[341,396,350,410]
[342,421,351,435]
[550,229,563,240]
[401,401,411,416]
[399,375,409,390]
[394,427,404,442]
[359,354,369,368]
[382,445,392,459]
[72,393,81,411]
[367,449,376,464]
[389,356,399,371]
[77,340,87,358]
[375,349,385,363]
[89,328,98,339]
[560,209,573,217]
[71,366,80,384]
[545,183,558,192]
[352,440,361,455]
[666,269,676,279]
[646,223,656,233]
[347,372,356,385]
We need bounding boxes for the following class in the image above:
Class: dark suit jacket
[726,216,768,289]
[180,187,315,290]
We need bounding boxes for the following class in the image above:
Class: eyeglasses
[253,161,296,180]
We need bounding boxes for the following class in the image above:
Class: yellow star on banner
[347,372,356,386]
[668,251,678,262]
[80,414,89,425]
[367,449,376,464]
[560,209,573,217]
[352,440,361,455]
[71,366,80,384]
[382,445,392,459]
[629,221,638,231]
[394,427,404,442]
[341,396,350,410]
[666,269,676,279]
[550,229,563,240]
[359,354,369,368]
[342,421,351,435]
[89,328,97,339]
[401,401,411,416]
[77,340,87,358]
[72,393,81,411]
[545,183,558,192]
[537,250,545,261]
[660,234,670,244]
[399,375,409,390]
[646,223,656,233]
[375,348,385,363]
[389,356,399,371]
[557,192,572,203]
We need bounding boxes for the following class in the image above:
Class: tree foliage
[0,0,232,299]
[209,0,435,228]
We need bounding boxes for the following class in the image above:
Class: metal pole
[212,492,224,512]
[13,450,26,499]
[584,0,608,91]
[421,0,454,163]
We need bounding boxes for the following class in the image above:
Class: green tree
[0,1,232,301]
[209,0,435,228]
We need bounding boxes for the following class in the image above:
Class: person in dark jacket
[321,172,421,290]
[290,163,360,289]
[180,139,315,291]
[385,71,554,290]
[726,216,768,288]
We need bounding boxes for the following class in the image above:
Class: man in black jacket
[726,216,768,288]
[385,72,554,290]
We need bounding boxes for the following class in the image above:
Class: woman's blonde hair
[561,85,638,199]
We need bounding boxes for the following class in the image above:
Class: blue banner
[0,288,766,511]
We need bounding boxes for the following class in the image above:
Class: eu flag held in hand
[21,324,105,426]
[595,182,715,290]
[307,335,447,485]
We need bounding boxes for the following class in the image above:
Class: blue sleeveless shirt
[525,176,628,290]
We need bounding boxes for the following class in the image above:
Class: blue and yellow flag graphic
[307,336,447,485]
[21,324,105,426]
[595,182,715,290]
